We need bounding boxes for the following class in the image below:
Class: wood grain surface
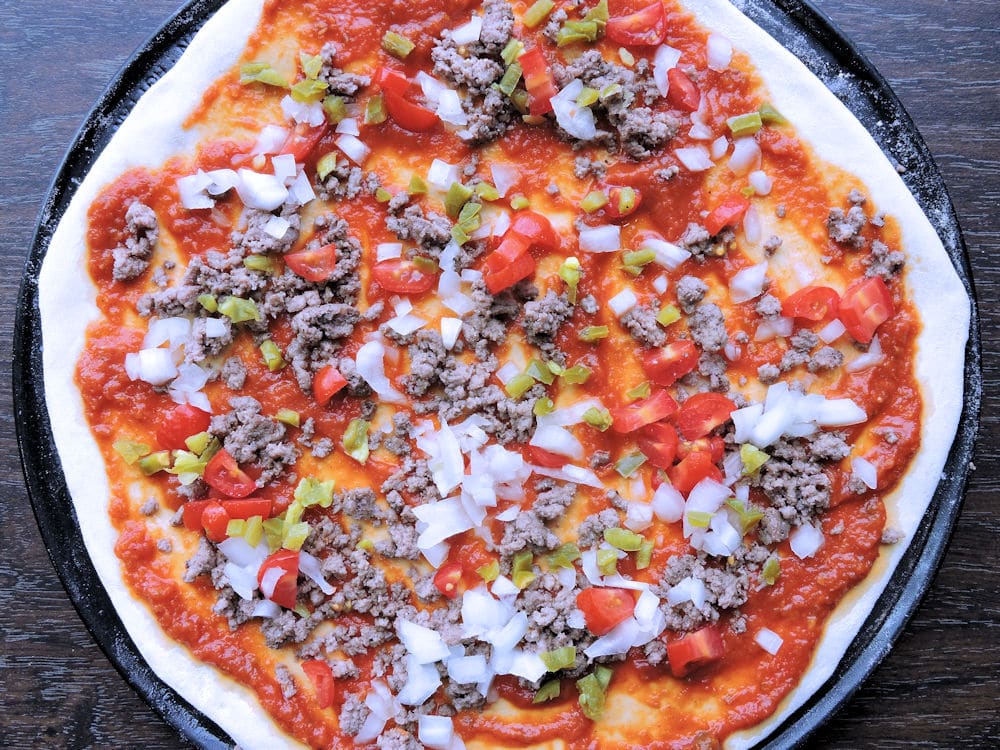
[0,1,996,747]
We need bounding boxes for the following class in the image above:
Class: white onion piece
[851,456,878,489]
[651,482,685,522]
[428,159,461,190]
[299,551,335,595]
[442,293,475,316]
[701,513,742,557]
[749,170,773,195]
[418,715,455,750]
[271,153,297,184]
[724,342,742,362]
[204,168,240,195]
[675,146,713,172]
[755,627,784,655]
[252,124,289,155]
[397,619,451,664]
[710,136,729,160]
[235,169,288,210]
[280,95,325,126]
[125,349,177,385]
[251,599,281,619]
[286,171,315,206]
[814,398,867,427]
[440,317,463,349]
[625,503,654,532]
[818,319,846,343]
[144,317,190,350]
[171,363,211,394]
[729,137,761,175]
[263,215,290,239]
[414,498,474,548]
[743,204,762,243]
[580,550,603,586]
[652,44,682,96]
[529,463,603,489]
[397,654,442,706]
[536,399,604,428]
[723,450,744,485]
[376,242,403,261]
[451,15,482,44]
[642,236,691,270]
[460,268,483,282]
[689,122,713,140]
[491,210,511,238]
[447,654,490,684]
[507,651,547,682]
[729,262,768,303]
[387,314,427,336]
[177,172,215,209]
[491,164,519,197]
[336,134,370,165]
[335,116,359,136]
[218,537,266,568]
[551,79,602,140]
[754,316,794,341]
[667,576,706,608]
[495,362,519,385]
[790,523,824,559]
[355,682,394,744]
[846,334,883,372]
[530,424,583,460]
[224,562,258,601]
[707,34,733,70]
[437,89,468,126]
[579,224,621,253]
[731,403,763,443]
[652,274,668,294]
[491,575,520,597]
[355,340,405,403]
[422,542,450,569]
[584,617,645,659]
[417,72,447,103]
[608,288,638,317]
[259,566,283,600]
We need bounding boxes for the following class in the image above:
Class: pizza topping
[111,202,159,282]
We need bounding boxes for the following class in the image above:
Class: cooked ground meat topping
[112,202,159,282]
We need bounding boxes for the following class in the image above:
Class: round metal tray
[13,0,982,747]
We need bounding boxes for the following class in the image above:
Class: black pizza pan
[12,0,982,748]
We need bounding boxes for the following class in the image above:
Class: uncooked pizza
[38,0,969,748]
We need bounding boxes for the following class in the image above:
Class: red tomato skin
[200,501,230,542]
[156,404,211,450]
[666,68,701,112]
[374,67,410,97]
[642,341,700,386]
[279,123,330,162]
[301,660,337,709]
[203,449,257,498]
[704,197,751,236]
[636,421,679,469]
[313,364,348,406]
[433,562,464,599]
[606,2,668,46]
[666,626,726,677]
[258,549,299,609]
[838,277,893,343]
[509,211,559,250]
[384,92,439,132]
[526,445,568,468]
[371,259,436,294]
[221,498,272,520]
[677,436,725,464]
[611,390,679,433]
[577,587,636,635]
[519,48,557,115]
[782,285,841,322]
[675,393,737,440]
[667,450,722,494]
[484,250,536,294]
[284,244,337,282]
[181,500,210,532]
[604,186,643,220]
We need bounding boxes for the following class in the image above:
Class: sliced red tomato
[604,186,643,220]
[667,450,722,494]
[508,210,559,251]
[704,197,751,236]
[606,2,667,46]
[611,390,679,433]
[258,549,299,609]
[782,285,840,322]
[313,364,348,405]
[433,562,464,600]
[666,626,725,678]
[374,67,410,97]
[642,341,700,386]
[301,660,337,709]
[636,421,679,469]
[676,393,736,440]
[200,501,230,542]
[203,448,257,498]
[526,445,568,468]
[384,92,439,132]
[284,243,337,283]
[156,403,211,450]
[519,47,558,116]
[677,436,725,464]
[577,587,636,635]
[181,500,210,532]
[666,68,701,112]
[838,276,893,344]
[371,258,437,294]
[483,234,536,294]
[221,498,272,520]
[279,122,330,162]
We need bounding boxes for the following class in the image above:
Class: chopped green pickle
[169,451,207,478]
[622,249,655,273]
[533,396,555,416]
[546,361,566,377]
[226,518,246,538]
[365,94,387,125]
[580,190,608,213]
[218,296,261,323]
[445,182,474,218]
[477,560,500,582]
[408,174,428,194]
[316,152,339,181]
[762,555,781,585]
[502,39,525,65]
[561,364,591,384]
[411,256,438,274]
[615,452,646,477]
[582,406,612,432]
[584,0,609,27]
[727,111,763,137]
[451,224,470,245]
[322,95,348,123]
[499,63,523,96]
[599,83,622,101]
[240,62,289,88]
[523,0,554,27]
[558,20,599,46]
[263,517,286,551]
[275,408,301,427]
[636,539,654,570]
[505,372,535,399]
[342,419,370,464]
[138,451,170,476]
[576,86,599,108]
[512,550,536,589]
[579,325,609,343]
[758,102,788,125]
[283,521,310,551]
[540,646,576,672]
[299,52,323,79]
[284,500,305,527]
[577,667,612,720]
[596,548,618,576]
[604,527,644,551]
[290,77,328,103]
[510,194,530,210]
[457,201,482,225]
[526,359,555,385]
[686,510,713,528]
[374,187,393,203]
[184,431,212,455]
[626,381,651,401]
[357,538,375,552]
[244,254,277,273]
[547,542,581,569]
[381,30,415,59]
[295,476,335,508]
[113,439,150,465]
[558,256,582,303]
[533,679,561,704]
[474,182,501,202]
[244,515,264,547]
[259,339,286,371]
[197,294,218,313]
[656,304,681,327]
[726,498,765,534]
[740,443,771,475]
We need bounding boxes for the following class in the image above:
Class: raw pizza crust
[37,0,970,747]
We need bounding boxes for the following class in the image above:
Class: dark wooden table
[1,1,996,747]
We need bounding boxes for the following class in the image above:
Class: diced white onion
[376,242,403,262]
[440,317,463,349]
[729,262,768,303]
[667,576,707,608]
[447,654,490,684]
[743,204,762,243]
[818,319,846,343]
[252,124,289,155]
[125,349,177,385]
[417,72,447,103]
[608,288,638,317]
[397,654,442,706]
[707,34,733,70]
[251,599,281,619]
[335,116,359,136]
[144,316,190,350]
[652,44,682,96]
[280,95,325,127]
[437,89,468,126]
[451,15,483,44]
[551,79,603,141]
[675,146,714,172]
[813,398,867,427]
[355,340,405,403]
[259,566,283,600]
[729,137,761,176]
[414,497,476,549]
[755,627,784,655]
[579,224,621,253]
[397,619,451,664]
[387,314,427,336]
[529,463,603,489]
[235,169,288,211]
[651,482,685,522]
[790,523,824,559]
[711,136,729,160]
[495,362,519,384]
[749,170,773,195]
[177,172,215,209]
[418,715,455,750]
[263,215,290,239]
[846,334,884,372]
[851,456,878,489]
[530,424,583,460]
[652,274,668,294]
[624,502,654,532]
[442,293,475,316]
[642,235,691,270]
[754,316,794,341]
[286,171,315,206]
[491,164,519,197]
[336,134,370,165]
[428,159,462,190]
[271,153,297,184]
[689,122,713,140]
[204,168,240,195]
[355,682,395,744]
[298,551,335,594]
[224,562,259,601]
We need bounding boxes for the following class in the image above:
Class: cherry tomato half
[782,285,841,322]
[675,393,736,440]
[433,562,464,600]
[577,587,636,635]
[371,259,436,294]
[667,450,722,495]
[611,390,679,433]
[258,549,299,609]
[636,421,679,469]
[838,276,893,344]
[642,341,700,386]
[203,448,257,498]
[301,659,337,709]
[285,243,337,283]
[156,403,211,450]
[704,197,751,236]
[666,625,725,678]
[666,68,701,112]
[606,2,668,47]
